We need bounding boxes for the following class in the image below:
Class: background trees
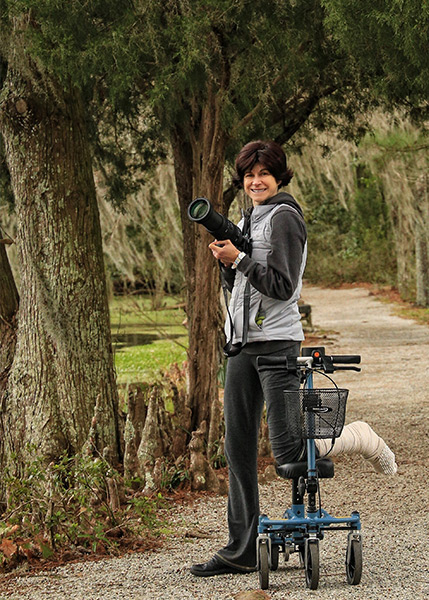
[322,0,429,306]
[322,0,429,110]
[1,0,373,461]
[127,0,383,443]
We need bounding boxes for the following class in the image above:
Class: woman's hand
[209,239,240,267]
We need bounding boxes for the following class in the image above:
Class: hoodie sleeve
[236,206,307,300]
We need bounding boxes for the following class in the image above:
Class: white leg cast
[315,421,397,475]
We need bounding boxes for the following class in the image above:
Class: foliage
[392,305,429,326]
[1,1,383,189]
[92,104,167,211]
[0,449,164,570]
[0,0,166,210]
[139,0,379,155]
[360,118,429,302]
[289,122,400,287]
[322,0,429,117]
[115,341,187,385]
[0,0,137,96]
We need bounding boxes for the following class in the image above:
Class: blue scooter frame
[256,347,363,590]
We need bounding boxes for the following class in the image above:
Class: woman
[191,140,307,576]
[190,140,396,578]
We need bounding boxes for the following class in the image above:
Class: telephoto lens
[188,197,224,230]
[187,197,251,253]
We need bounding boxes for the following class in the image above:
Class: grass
[370,286,429,326]
[110,294,188,384]
[391,305,429,326]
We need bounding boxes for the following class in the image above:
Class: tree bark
[415,175,429,307]
[415,222,429,307]
[171,85,227,449]
[0,63,121,478]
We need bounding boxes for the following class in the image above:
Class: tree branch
[273,85,338,145]
[230,66,288,138]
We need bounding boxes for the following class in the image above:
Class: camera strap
[221,208,252,358]
[222,277,250,357]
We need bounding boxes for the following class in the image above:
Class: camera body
[187,197,251,254]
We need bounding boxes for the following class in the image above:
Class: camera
[187,197,251,254]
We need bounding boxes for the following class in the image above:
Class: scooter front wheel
[346,534,362,585]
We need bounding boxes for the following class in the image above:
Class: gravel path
[1,285,428,600]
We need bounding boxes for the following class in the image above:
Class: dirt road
[2,285,429,600]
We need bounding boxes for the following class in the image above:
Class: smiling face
[243,163,280,206]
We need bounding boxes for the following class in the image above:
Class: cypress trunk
[415,175,429,307]
[0,65,120,478]
[171,88,227,449]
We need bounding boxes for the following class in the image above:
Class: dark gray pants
[216,342,303,570]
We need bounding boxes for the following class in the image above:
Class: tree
[0,11,121,488]
[322,0,429,305]
[322,0,429,111]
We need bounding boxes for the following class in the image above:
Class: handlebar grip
[330,355,361,365]
[256,355,298,373]
[257,356,288,368]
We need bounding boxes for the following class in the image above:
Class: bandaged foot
[315,421,397,475]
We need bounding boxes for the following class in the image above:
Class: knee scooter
[256,347,362,590]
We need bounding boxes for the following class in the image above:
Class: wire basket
[284,388,349,439]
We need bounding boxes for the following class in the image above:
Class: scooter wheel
[258,539,269,590]
[346,534,362,585]
[304,539,320,590]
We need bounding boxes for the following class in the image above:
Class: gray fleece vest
[226,203,307,344]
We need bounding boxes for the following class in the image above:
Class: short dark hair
[232,140,293,189]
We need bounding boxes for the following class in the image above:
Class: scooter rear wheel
[258,540,269,590]
[304,539,320,590]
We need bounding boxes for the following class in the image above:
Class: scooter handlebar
[330,355,361,365]
[256,353,361,373]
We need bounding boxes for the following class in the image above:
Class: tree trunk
[415,175,429,307]
[0,64,120,478]
[171,86,227,450]
[388,196,416,301]
[415,222,429,307]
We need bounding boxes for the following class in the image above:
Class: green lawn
[110,295,188,384]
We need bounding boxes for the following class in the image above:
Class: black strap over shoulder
[222,278,250,357]
[222,209,252,358]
